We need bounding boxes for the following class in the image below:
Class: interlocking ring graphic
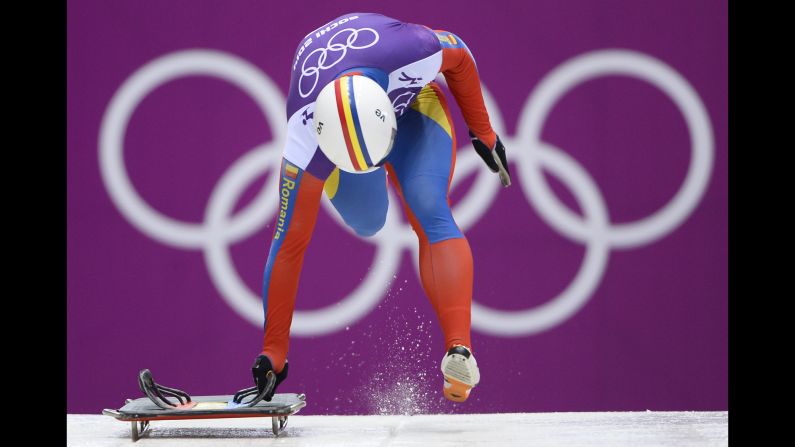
[299,27,379,98]
[99,48,714,337]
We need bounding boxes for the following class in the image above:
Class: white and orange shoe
[440,345,480,402]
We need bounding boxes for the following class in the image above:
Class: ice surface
[68,411,728,446]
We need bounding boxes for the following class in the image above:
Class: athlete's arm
[435,30,511,186]
[435,30,496,148]
[260,158,325,373]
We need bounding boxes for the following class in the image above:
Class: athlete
[249,12,511,403]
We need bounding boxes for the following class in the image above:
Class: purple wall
[67,0,727,414]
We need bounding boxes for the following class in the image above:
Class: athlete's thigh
[324,166,388,237]
[386,83,456,187]
[385,83,463,242]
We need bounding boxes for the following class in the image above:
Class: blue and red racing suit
[261,12,500,373]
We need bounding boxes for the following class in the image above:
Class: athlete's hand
[470,131,511,187]
[252,354,289,401]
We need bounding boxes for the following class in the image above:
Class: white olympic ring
[298,27,379,98]
[99,48,714,337]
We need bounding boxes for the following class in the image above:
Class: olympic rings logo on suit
[99,48,714,338]
[299,27,380,98]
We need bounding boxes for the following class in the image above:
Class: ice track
[68,411,727,446]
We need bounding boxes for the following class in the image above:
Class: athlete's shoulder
[429,28,478,74]
[432,30,469,50]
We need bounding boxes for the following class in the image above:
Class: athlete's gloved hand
[470,130,511,187]
[252,354,289,401]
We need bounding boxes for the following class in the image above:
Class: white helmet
[314,75,397,173]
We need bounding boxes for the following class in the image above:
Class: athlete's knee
[339,195,387,237]
[346,209,386,237]
[411,192,446,221]
[403,177,448,218]
[401,177,462,242]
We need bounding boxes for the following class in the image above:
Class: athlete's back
[287,12,442,118]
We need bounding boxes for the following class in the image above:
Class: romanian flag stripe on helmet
[347,77,374,167]
[334,77,370,171]
[333,78,359,169]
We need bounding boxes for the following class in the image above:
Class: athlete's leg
[324,167,388,237]
[384,82,474,352]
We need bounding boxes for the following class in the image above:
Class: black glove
[252,354,289,401]
[470,130,511,187]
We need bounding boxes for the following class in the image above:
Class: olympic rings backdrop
[68,0,727,415]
